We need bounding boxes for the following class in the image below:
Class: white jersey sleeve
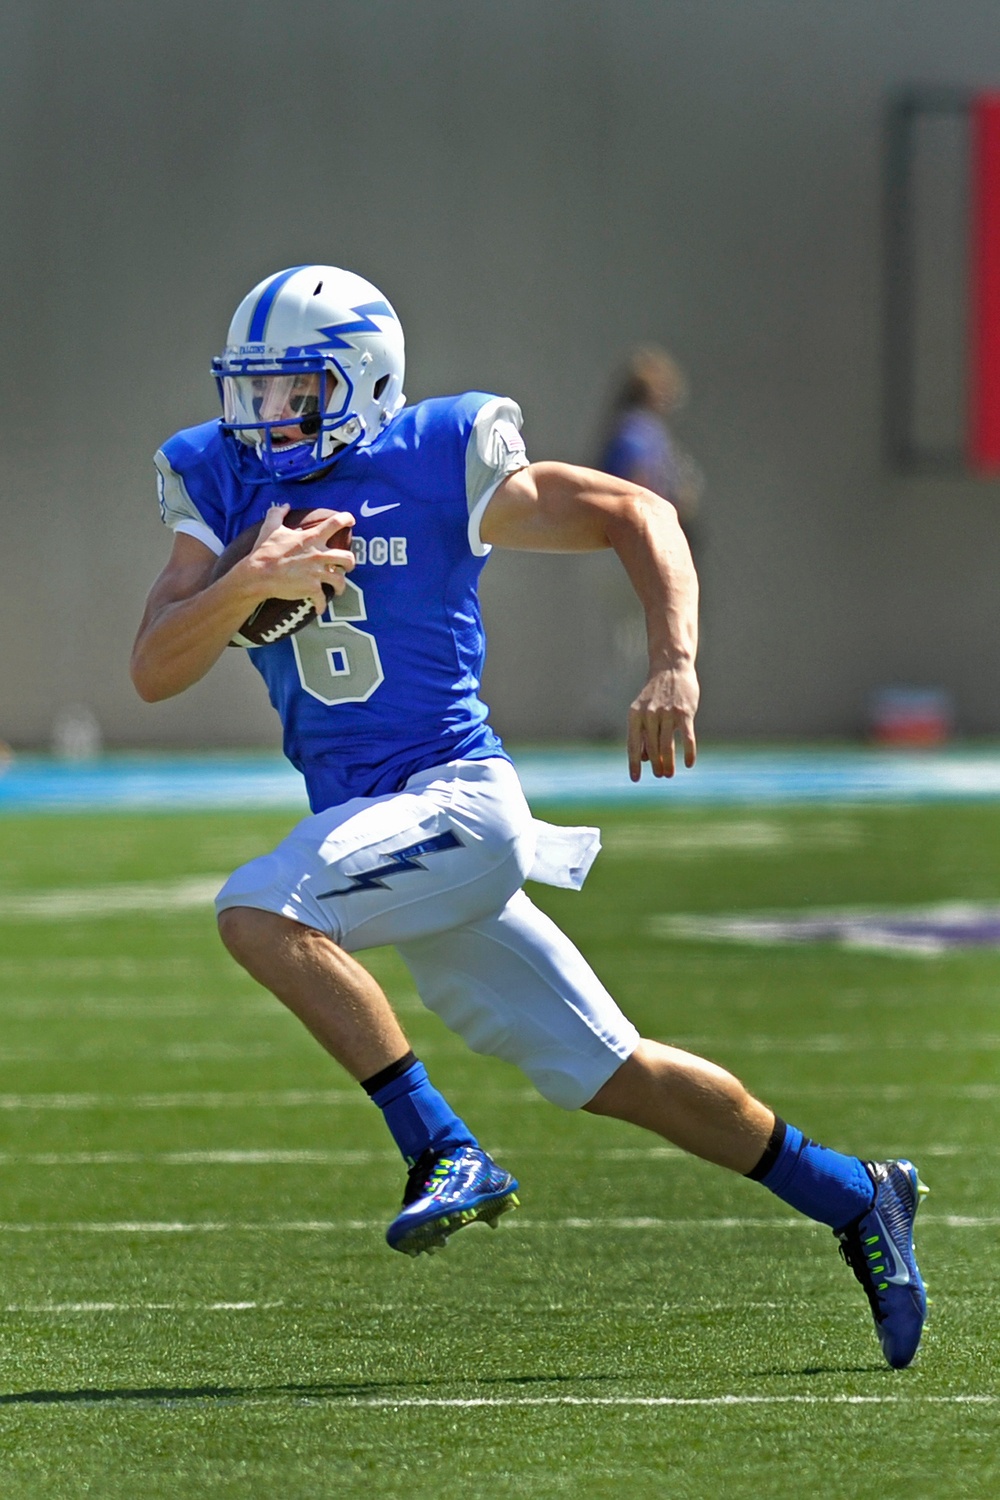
[153,448,225,556]
[465,397,530,557]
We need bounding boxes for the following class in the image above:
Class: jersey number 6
[291,578,385,705]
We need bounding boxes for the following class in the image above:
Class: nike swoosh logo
[872,1210,911,1285]
[359,499,401,517]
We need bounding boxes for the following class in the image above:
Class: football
[209,508,353,648]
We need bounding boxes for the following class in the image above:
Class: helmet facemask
[215,356,358,480]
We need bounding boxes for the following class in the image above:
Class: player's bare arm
[481,461,699,780]
[131,505,355,702]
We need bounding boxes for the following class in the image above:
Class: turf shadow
[0,1372,617,1407]
[751,1364,889,1378]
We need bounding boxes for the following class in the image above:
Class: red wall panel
[969,93,1000,470]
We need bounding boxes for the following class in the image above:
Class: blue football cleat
[836,1159,929,1369]
[386,1144,520,1257]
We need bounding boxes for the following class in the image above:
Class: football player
[132,265,927,1369]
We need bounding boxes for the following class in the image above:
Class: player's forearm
[130,572,261,701]
[604,490,699,672]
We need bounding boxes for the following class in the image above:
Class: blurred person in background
[598,345,703,559]
[587,346,705,734]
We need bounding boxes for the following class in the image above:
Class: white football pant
[215,757,638,1107]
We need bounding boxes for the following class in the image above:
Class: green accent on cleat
[386,1146,521,1257]
[396,1191,519,1258]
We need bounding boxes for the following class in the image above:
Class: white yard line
[0,1082,994,1109]
[0,1143,974,1166]
[663,1034,1000,1054]
[0,1149,394,1166]
[765,1084,1000,1100]
[0,877,229,920]
[0,1147,680,1166]
[2,1034,999,1062]
[0,1212,985,1234]
[0,1301,282,1313]
[0,1090,358,1110]
[341,1393,999,1409]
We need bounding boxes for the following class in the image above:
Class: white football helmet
[213,265,406,480]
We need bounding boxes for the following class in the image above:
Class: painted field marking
[0,1143,973,1168]
[0,1147,681,1167]
[342,1394,997,1410]
[0,877,229,921]
[653,901,1000,956]
[0,1044,280,1063]
[0,1299,786,1317]
[760,1084,1000,1100]
[664,1033,1000,1054]
[0,1001,219,1019]
[0,1301,282,1314]
[0,1087,553,1110]
[0,1149,395,1166]
[2,1032,997,1063]
[0,1081,994,1110]
[0,1212,986,1234]
[0,1090,357,1111]
[0,958,204,978]
[600,819,861,856]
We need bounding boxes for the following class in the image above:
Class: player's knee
[218,904,335,973]
[217,904,266,964]
[582,1048,644,1117]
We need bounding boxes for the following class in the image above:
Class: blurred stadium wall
[3,0,1000,750]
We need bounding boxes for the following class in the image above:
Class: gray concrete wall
[3,0,1000,750]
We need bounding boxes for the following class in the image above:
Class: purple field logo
[652,902,1000,956]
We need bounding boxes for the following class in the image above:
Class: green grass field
[0,798,997,1497]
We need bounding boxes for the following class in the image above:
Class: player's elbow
[606,485,680,546]
[130,645,176,703]
[130,663,164,703]
[630,485,680,525]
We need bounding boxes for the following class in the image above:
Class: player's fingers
[626,710,645,783]
[637,711,663,779]
[294,507,337,530]
[325,546,355,574]
[322,556,349,591]
[682,717,698,768]
[657,719,677,779]
[315,511,355,541]
[256,504,290,544]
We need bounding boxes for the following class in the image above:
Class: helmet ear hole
[313,281,324,296]
[373,374,390,400]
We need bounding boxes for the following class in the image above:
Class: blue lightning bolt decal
[315,300,396,350]
[316,830,462,899]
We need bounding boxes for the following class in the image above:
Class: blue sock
[362,1053,477,1168]
[746,1118,874,1229]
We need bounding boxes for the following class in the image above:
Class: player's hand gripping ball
[210,508,353,648]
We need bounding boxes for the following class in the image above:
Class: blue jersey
[154,393,530,812]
